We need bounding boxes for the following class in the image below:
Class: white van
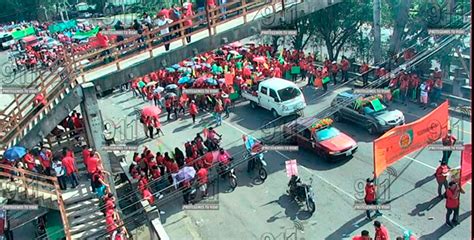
[241,77,306,118]
[0,33,14,51]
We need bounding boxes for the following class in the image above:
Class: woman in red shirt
[153,117,164,137]
[189,100,198,124]
[183,3,194,43]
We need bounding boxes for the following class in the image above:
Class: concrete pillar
[80,82,118,197]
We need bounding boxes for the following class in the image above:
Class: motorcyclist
[288,175,306,201]
[217,148,233,177]
[206,127,222,151]
[242,135,264,172]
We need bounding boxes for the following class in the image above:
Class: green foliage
[292,0,372,61]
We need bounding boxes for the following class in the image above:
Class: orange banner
[460,144,472,187]
[374,101,449,177]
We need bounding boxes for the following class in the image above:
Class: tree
[291,0,372,61]
[373,0,382,64]
[387,0,412,58]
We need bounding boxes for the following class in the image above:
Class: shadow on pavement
[419,211,472,240]
[409,196,443,217]
[275,194,314,221]
[325,213,369,240]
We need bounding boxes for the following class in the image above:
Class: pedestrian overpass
[0,0,342,151]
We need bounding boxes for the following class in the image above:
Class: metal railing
[0,163,71,240]
[0,0,286,150]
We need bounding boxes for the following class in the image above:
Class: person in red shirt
[441,130,457,165]
[340,57,350,82]
[183,2,194,43]
[39,147,52,175]
[143,188,155,205]
[62,154,79,188]
[399,75,409,105]
[87,150,102,175]
[353,230,372,240]
[82,146,91,168]
[189,100,198,124]
[374,221,390,240]
[23,151,37,172]
[445,181,465,227]
[365,178,381,220]
[105,214,118,233]
[409,73,420,102]
[197,167,209,197]
[331,61,339,85]
[165,98,173,121]
[435,162,450,197]
[34,92,47,110]
[207,0,217,25]
[360,62,370,86]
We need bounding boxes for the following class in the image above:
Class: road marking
[222,119,409,232]
[404,156,471,185]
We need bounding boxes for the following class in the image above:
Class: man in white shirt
[52,158,67,190]
[156,14,173,51]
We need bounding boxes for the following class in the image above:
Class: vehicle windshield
[315,127,340,142]
[277,87,301,102]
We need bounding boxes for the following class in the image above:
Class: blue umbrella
[172,64,181,69]
[4,146,27,161]
[178,76,192,84]
[206,78,218,86]
[166,67,176,72]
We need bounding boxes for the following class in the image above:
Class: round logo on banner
[427,120,442,143]
[399,129,414,149]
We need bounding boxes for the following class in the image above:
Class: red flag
[460,144,472,187]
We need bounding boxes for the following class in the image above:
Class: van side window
[269,89,278,100]
[260,86,268,95]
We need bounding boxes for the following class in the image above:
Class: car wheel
[272,109,279,118]
[367,125,377,135]
[250,101,257,109]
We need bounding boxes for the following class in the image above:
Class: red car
[283,116,358,161]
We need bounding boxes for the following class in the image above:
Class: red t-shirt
[375,226,390,240]
[62,156,76,175]
[87,157,100,174]
[446,187,460,209]
[82,149,90,167]
[23,153,36,170]
[341,59,350,71]
[143,188,155,205]
[168,162,179,173]
[197,168,209,184]
[106,215,117,233]
[365,184,376,202]
[435,165,449,183]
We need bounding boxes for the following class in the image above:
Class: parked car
[283,116,358,161]
[241,77,306,118]
[331,90,405,134]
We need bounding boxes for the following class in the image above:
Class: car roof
[260,77,297,91]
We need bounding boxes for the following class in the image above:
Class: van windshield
[277,87,301,102]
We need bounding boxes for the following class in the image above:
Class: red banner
[460,144,472,186]
[374,101,449,177]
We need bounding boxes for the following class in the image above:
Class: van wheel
[250,101,257,109]
[272,109,279,118]
[367,125,377,135]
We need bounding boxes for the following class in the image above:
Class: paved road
[97,79,471,240]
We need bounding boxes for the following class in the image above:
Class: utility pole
[373,0,382,65]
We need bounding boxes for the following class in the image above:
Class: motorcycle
[287,176,316,214]
[244,150,268,181]
[219,163,237,189]
[205,135,222,151]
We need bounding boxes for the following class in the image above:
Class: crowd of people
[128,124,236,206]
